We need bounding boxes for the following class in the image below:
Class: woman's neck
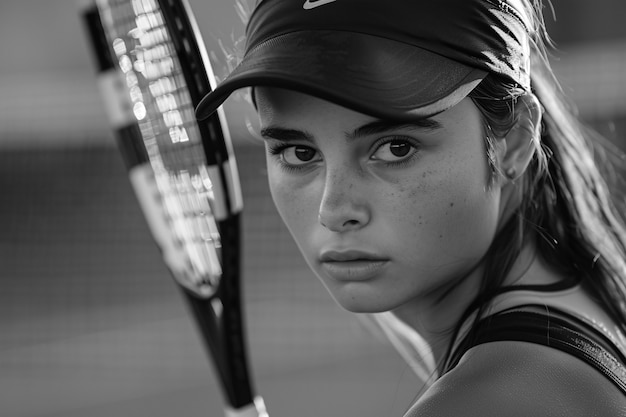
[390,243,565,366]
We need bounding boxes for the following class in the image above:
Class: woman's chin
[327,289,398,314]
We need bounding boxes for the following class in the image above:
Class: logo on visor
[303,0,337,10]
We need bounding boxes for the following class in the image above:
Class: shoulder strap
[445,305,626,395]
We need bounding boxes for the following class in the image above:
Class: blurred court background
[1,1,626,416]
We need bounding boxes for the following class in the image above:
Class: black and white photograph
[2,1,626,416]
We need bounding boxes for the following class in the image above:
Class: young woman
[197,0,626,414]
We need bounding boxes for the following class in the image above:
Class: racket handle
[225,396,268,417]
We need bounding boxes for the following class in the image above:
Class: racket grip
[225,396,268,417]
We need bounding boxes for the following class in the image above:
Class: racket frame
[81,1,266,415]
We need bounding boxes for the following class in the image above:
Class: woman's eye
[372,139,418,162]
[281,145,319,165]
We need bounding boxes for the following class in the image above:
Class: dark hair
[451,0,626,368]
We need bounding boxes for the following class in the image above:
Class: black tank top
[443,304,626,394]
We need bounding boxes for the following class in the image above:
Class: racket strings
[100,0,226,295]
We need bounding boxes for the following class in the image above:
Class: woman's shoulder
[404,341,626,417]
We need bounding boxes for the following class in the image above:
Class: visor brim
[196,31,487,121]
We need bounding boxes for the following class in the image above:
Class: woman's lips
[319,250,389,281]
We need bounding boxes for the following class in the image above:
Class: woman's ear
[498,94,542,181]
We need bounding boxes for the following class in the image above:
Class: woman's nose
[317,170,371,232]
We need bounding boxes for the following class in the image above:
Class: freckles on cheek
[442,186,498,252]
[405,163,492,246]
[391,179,434,241]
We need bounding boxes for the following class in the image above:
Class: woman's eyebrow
[346,119,442,141]
[260,126,313,142]
[259,118,441,142]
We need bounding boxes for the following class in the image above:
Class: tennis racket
[81,1,267,416]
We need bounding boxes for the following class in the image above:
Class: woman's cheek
[267,169,315,242]
[268,172,293,225]
[400,156,498,264]
[435,169,500,260]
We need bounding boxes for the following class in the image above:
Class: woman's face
[256,88,503,314]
